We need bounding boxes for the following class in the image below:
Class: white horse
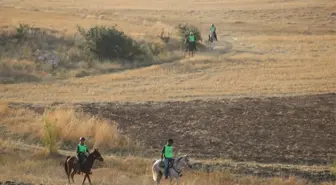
[208,31,215,50]
[152,155,192,185]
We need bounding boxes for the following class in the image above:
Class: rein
[172,165,182,175]
[171,160,183,175]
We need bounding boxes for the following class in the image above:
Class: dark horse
[64,148,104,185]
[184,37,196,57]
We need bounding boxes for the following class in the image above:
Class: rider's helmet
[167,138,174,143]
[79,137,86,141]
[190,31,194,35]
[211,24,214,27]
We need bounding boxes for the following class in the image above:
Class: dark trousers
[188,42,196,51]
[77,153,87,165]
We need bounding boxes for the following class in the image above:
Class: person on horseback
[189,32,196,51]
[161,138,174,179]
[210,24,218,41]
[77,137,92,174]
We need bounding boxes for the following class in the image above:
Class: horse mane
[176,156,184,163]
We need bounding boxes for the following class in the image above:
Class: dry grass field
[0,0,336,184]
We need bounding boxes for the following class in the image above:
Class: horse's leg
[169,176,173,185]
[176,176,179,185]
[82,174,87,185]
[87,174,92,185]
[66,169,70,184]
[70,169,76,183]
[156,173,160,185]
[66,163,71,184]
[156,171,163,185]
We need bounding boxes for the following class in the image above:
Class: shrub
[77,25,146,60]
[42,114,59,154]
[15,24,31,40]
[175,23,202,44]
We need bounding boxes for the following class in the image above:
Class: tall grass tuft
[41,115,59,154]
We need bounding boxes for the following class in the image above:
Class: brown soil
[75,93,336,165]
[8,93,336,182]
[0,181,39,185]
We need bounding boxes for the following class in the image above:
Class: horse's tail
[64,156,71,175]
[152,159,163,182]
[152,160,159,181]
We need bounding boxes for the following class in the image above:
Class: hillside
[0,0,335,185]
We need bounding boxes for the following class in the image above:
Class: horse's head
[178,154,192,169]
[91,148,104,162]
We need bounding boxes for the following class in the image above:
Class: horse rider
[77,137,92,174]
[210,24,218,41]
[189,32,196,51]
[161,138,174,179]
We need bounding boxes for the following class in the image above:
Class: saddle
[159,159,183,177]
[76,155,87,164]
[76,155,89,172]
[159,159,175,168]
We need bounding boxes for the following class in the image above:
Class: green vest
[189,35,195,42]
[210,26,215,32]
[78,144,87,153]
[164,145,173,158]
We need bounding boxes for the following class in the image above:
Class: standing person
[161,139,174,179]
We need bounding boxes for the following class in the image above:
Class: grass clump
[41,114,59,154]
[39,107,140,154]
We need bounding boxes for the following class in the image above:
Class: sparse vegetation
[175,23,202,44]
[0,23,178,84]
[0,0,335,184]
[41,116,59,154]
[0,103,139,154]
[77,25,146,61]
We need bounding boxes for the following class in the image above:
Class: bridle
[171,158,191,176]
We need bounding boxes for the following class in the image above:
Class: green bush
[175,23,202,43]
[42,116,59,154]
[77,25,146,60]
[15,24,31,40]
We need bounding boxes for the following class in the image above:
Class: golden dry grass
[0,102,138,152]
[0,0,335,102]
[0,140,334,185]
[0,0,335,184]
[1,51,335,103]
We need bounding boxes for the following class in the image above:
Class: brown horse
[64,148,104,185]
